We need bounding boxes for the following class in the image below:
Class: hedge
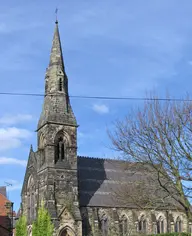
[149,233,191,236]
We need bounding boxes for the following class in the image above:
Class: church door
[60,229,74,236]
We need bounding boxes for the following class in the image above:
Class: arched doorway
[60,227,75,236]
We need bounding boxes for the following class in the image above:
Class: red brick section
[0,193,12,236]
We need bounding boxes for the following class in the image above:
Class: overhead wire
[0,92,191,102]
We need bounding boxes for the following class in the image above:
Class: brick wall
[0,193,12,236]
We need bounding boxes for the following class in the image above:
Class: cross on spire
[55,8,58,24]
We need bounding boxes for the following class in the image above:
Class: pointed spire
[37,19,77,131]
[49,21,64,70]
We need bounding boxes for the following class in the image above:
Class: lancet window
[139,215,147,233]
[100,215,108,236]
[55,131,69,163]
[157,216,164,233]
[27,175,35,223]
[59,78,63,91]
[175,217,182,232]
[120,215,128,236]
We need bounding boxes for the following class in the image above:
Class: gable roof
[0,191,10,217]
[0,187,6,198]
[77,156,148,207]
[77,156,182,210]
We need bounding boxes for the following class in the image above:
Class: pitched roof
[0,187,6,198]
[0,191,10,216]
[77,156,148,207]
[77,156,182,210]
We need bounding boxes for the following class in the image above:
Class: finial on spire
[30,144,33,152]
[55,8,58,24]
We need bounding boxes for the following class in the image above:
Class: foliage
[15,215,27,236]
[109,96,192,219]
[32,203,54,236]
[148,233,190,236]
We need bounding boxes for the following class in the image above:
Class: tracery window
[175,216,182,232]
[157,216,164,233]
[100,215,108,236]
[120,215,128,236]
[55,131,70,163]
[139,215,147,233]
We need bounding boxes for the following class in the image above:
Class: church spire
[49,21,64,70]
[37,20,77,130]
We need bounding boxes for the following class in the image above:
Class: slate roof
[77,156,181,209]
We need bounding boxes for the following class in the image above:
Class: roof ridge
[77,155,129,163]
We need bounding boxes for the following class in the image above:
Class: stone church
[21,21,190,236]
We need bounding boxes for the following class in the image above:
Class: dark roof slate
[77,156,183,210]
[77,156,155,208]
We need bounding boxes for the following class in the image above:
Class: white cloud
[0,114,33,125]
[0,157,27,166]
[92,104,109,114]
[0,127,32,150]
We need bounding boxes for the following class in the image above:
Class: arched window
[139,215,147,233]
[27,176,35,223]
[60,227,75,236]
[55,136,65,163]
[120,215,128,236]
[59,78,63,91]
[55,131,70,163]
[39,133,45,150]
[175,217,182,232]
[157,216,164,233]
[100,215,108,236]
[189,223,192,233]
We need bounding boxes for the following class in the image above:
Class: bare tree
[109,96,192,220]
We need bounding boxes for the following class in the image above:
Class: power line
[0,92,192,102]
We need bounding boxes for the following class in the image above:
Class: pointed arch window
[100,215,108,236]
[157,216,164,233]
[55,136,65,162]
[27,176,35,223]
[59,78,63,91]
[120,215,128,236]
[139,215,147,233]
[189,222,192,233]
[175,216,182,232]
[39,133,45,150]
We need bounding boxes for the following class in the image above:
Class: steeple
[49,21,64,70]
[37,21,77,130]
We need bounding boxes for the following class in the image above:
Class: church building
[21,20,190,236]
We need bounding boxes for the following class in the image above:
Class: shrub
[149,233,191,236]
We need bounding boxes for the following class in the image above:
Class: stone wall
[80,207,189,236]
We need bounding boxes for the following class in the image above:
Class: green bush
[15,215,27,236]
[32,202,54,236]
[149,233,191,236]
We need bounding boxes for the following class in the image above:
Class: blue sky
[1,0,192,211]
